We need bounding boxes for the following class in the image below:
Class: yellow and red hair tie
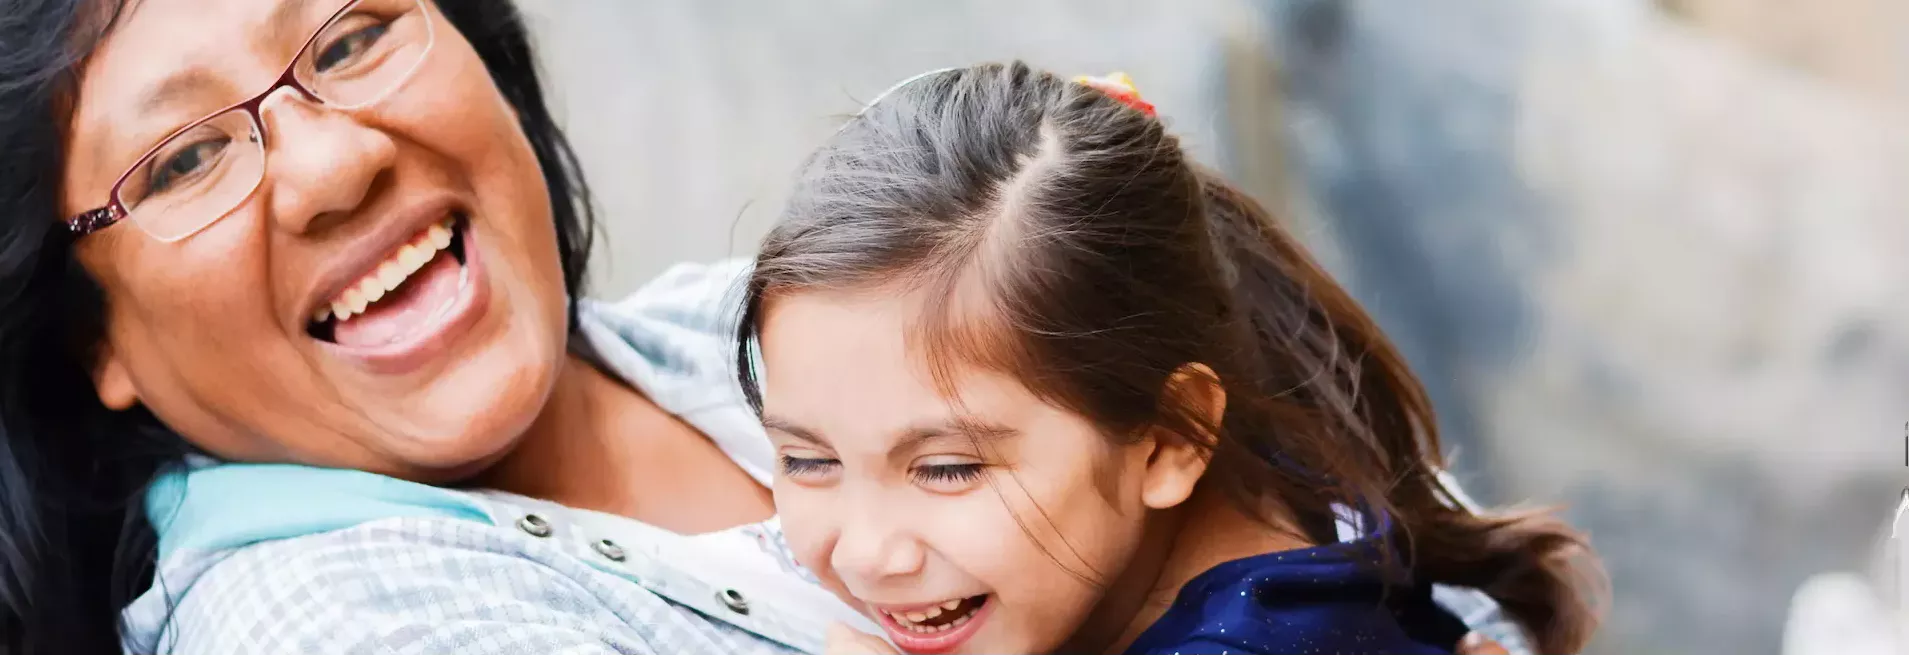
[1073,72,1156,116]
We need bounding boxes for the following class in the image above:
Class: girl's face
[759,288,1205,655]
[60,0,569,480]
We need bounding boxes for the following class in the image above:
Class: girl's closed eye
[910,457,987,493]
[779,453,841,481]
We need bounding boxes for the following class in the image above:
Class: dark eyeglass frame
[65,0,427,240]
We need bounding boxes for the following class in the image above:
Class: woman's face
[60,0,570,480]
[759,288,1197,655]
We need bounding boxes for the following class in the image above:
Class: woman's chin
[390,428,528,483]
[359,363,561,482]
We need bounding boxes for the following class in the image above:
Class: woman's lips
[317,218,489,376]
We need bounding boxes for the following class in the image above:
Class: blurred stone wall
[1660,0,1909,105]
[1266,0,1909,653]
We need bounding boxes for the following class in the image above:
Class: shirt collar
[146,458,491,559]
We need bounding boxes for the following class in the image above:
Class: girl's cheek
[772,484,822,555]
[776,502,868,618]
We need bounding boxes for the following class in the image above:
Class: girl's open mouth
[871,594,991,654]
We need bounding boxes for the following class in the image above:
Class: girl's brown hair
[736,61,1605,653]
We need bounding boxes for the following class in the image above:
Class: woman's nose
[258,85,398,235]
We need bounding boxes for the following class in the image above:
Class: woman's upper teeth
[315,219,455,324]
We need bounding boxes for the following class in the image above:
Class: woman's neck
[1067,485,1315,655]
[472,354,773,533]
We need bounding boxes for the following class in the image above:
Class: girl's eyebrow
[889,420,1023,462]
[894,417,1018,453]
[761,415,827,446]
[760,415,1018,453]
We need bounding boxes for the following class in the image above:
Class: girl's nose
[830,504,928,588]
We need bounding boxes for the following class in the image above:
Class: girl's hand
[826,623,900,655]
[1457,632,1512,655]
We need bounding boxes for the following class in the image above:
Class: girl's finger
[1457,632,1512,655]
[825,623,900,655]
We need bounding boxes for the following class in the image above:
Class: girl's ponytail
[1197,167,1607,653]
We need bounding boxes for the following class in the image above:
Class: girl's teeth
[344,288,368,315]
[313,307,331,323]
[882,599,982,634]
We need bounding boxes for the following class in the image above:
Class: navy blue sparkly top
[1125,541,1470,655]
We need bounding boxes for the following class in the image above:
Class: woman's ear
[1141,363,1226,510]
[93,342,137,411]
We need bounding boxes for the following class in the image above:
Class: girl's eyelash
[912,463,985,484]
[779,455,839,476]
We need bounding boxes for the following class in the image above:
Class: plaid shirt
[120,260,1537,654]
[123,515,821,655]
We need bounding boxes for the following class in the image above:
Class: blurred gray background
[521,1,1909,653]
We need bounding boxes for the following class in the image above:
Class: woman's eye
[911,463,985,487]
[314,21,392,72]
[146,137,231,197]
[778,455,840,478]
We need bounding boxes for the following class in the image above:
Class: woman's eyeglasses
[66,0,436,242]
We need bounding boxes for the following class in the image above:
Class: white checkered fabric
[124,517,807,655]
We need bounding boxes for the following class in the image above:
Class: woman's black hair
[0,1,597,652]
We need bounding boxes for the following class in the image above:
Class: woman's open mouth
[871,594,991,654]
[307,213,489,374]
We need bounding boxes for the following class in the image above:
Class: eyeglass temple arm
[66,205,124,236]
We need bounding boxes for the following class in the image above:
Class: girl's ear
[1141,363,1224,510]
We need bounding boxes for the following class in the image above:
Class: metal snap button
[717,588,749,615]
[516,514,552,538]
[592,538,627,562]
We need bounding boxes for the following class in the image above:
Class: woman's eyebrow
[262,0,333,49]
[89,67,216,171]
[134,67,218,117]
